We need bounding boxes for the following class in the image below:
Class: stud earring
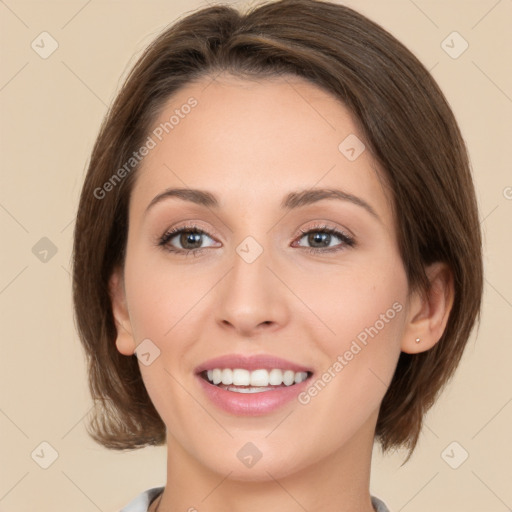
[415,337,421,343]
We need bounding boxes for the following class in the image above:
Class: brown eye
[158,227,218,253]
[306,231,334,248]
[295,226,355,252]
[177,230,204,250]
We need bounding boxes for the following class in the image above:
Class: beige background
[1,0,511,511]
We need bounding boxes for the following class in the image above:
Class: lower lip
[196,374,311,416]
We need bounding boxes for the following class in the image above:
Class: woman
[72,1,483,511]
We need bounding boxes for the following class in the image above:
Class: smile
[202,368,310,393]
[195,354,314,415]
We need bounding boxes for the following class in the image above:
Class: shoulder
[119,487,164,512]
[371,495,391,512]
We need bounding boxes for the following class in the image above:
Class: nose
[214,243,290,338]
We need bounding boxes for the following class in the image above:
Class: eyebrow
[145,187,379,220]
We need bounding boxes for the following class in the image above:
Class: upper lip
[194,354,313,374]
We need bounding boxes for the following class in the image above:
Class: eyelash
[157,222,356,256]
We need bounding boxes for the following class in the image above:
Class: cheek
[123,244,210,341]
[289,263,407,452]
[294,253,408,353]
[294,253,408,403]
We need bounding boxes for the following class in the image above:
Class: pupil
[309,232,330,247]
[181,231,202,249]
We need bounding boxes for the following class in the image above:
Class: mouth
[194,354,314,415]
[199,368,312,393]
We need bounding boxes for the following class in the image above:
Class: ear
[401,262,455,354]
[109,267,136,356]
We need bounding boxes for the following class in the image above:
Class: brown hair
[72,0,483,460]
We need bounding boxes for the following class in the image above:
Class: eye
[156,222,355,256]
[158,225,219,254]
[293,224,355,253]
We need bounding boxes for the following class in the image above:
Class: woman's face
[114,74,412,480]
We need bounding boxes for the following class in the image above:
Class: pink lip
[194,354,312,373]
[196,374,312,416]
[194,354,313,416]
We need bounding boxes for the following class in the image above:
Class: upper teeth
[206,368,308,387]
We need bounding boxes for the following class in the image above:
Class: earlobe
[401,262,454,354]
[109,268,136,356]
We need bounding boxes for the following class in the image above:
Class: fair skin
[110,74,453,512]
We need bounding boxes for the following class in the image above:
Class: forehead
[130,74,393,225]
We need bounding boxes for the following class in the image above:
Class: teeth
[233,368,250,386]
[250,369,269,386]
[212,369,222,385]
[269,368,283,386]
[204,368,309,387]
[283,370,295,386]
[221,368,233,385]
[224,386,277,394]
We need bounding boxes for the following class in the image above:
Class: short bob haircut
[72,0,483,460]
